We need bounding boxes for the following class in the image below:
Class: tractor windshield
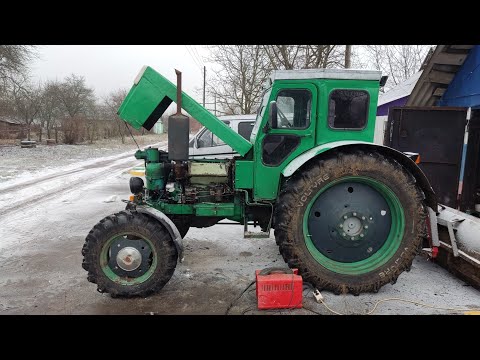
[250,87,272,143]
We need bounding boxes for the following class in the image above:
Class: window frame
[274,88,312,130]
[261,134,301,167]
[327,89,370,131]
[238,121,255,140]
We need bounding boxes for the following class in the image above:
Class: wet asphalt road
[1,153,480,315]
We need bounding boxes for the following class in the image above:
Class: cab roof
[269,68,382,83]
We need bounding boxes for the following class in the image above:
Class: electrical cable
[191,46,205,67]
[365,298,480,315]
[304,292,480,315]
[225,280,255,315]
[184,46,203,72]
[293,281,480,315]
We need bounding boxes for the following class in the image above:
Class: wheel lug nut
[360,234,364,238]
[343,215,348,219]
[339,224,343,228]
[369,217,373,221]
[353,212,357,216]
[362,216,365,220]
[364,225,368,229]
[351,237,355,240]
[342,232,346,236]
[367,247,373,253]
[117,244,121,247]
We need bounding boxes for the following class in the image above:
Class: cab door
[253,82,317,200]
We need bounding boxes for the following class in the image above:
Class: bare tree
[104,88,128,144]
[84,105,99,144]
[10,80,42,140]
[38,80,62,141]
[207,45,270,115]
[56,74,95,143]
[263,45,345,70]
[207,45,348,115]
[57,74,95,118]
[0,45,37,95]
[263,45,303,70]
[362,45,432,86]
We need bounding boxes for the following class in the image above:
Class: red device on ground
[255,268,303,310]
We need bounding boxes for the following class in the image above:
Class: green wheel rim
[303,176,405,275]
[100,232,158,286]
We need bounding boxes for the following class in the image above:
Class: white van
[189,114,256,159]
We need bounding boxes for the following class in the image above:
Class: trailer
[385,106,480,289]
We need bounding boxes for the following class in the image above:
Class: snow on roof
[377,71,422,106]
[0,116,23,125]
[270,68,382,82]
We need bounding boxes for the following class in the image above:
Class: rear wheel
[274,150,426,295]
[82,210,177,297]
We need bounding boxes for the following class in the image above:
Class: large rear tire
[274,150,426,295]
[82,210,177,298]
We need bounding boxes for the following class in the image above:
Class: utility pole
[214,93,217,116]
[345,45,352,68]
[203,66,206,107]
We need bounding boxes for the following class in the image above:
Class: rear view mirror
[268,101,278,129]
[380,76,388,87]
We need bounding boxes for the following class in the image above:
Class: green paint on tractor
[82,66,435,298]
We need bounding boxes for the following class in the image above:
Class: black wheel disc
[308,181,392,262]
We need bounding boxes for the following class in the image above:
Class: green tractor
[82,66,437,297]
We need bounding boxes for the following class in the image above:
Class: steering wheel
[277,107,292,128]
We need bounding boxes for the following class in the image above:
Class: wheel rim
[100,233,157,286]
[303,176,405,275]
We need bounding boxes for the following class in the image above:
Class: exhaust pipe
[168,69,190,161]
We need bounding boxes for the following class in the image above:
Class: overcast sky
[30,45,209,102]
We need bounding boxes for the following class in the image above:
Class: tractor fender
[282,141,437,210]
[135,205,184,262]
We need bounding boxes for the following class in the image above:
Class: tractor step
[243,220,270,238]
[244,231,271,239]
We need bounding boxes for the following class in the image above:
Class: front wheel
[82,210,177,297]
[274,150,426,295]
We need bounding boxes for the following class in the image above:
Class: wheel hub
[339,211,369,240]
[107,236,153,278]
[116,247,142,271]
[307,181,392,263]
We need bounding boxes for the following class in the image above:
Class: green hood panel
[118,66,252,157]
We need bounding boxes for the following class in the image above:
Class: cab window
[274,89,311,129]
[328,89,369,129]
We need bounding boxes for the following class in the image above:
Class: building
[374,45,480,143]
[0,117,25,139]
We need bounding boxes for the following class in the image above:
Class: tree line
[207,45,432,115]
[0,45,433,143]
[0,45,132,144]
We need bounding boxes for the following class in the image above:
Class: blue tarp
[438,45,480,109]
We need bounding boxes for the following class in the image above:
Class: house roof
[406,45,474,106]
[0,116,23,125]
[377,71,422,106]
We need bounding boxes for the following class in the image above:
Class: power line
[192,46,204,67]
[184,45,203,72]
[188,45,204,72]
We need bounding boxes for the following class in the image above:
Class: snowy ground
[0,134,166,183]
[0,143,479,314]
